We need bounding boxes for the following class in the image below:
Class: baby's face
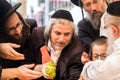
[92,45,107,61]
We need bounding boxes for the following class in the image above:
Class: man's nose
[15,28,21,34]
[91,3,96,11]
[59,35,65,42]
[98,56,102,60]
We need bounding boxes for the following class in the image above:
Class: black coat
[24,27,84,80]
[78,18,99,53]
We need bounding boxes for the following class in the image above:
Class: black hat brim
[3,2,22,21]
[71,0,79,6]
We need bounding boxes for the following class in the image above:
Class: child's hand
[81,52,90,64]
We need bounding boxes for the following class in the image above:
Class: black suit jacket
[78,18,99,53]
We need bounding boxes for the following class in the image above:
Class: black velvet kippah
[107,1,120,17]
[51,9,73,22]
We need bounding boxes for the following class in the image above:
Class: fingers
[8,43,20,48]
[11,50,24,60]
[19,70,43,80]
[82,52,88,58]
[22,64,35,69]
[6,51,24,60]
[24,69,43,79]
[18,64,43,79]
[8,43,24,60]
[0,43,24,60]
[34,64,43,72]
[81,52,90,64]
[43,75,51,79]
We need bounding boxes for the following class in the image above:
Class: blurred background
[7,0,86,26]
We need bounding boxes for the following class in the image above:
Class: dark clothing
[0,27,30,79]
[78,18,99,53]
[0,65,2,78]
[0,38,30,68]
[24,27,84,80]
[0,12,32,78]
[0,24,30,68]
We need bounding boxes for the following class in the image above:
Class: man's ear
[111,25,119,36]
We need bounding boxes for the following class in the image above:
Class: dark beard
[4,26,28,53]
[7,33,25,45]
[6,24,29,44]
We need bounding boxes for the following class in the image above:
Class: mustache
[92,10,100,15]
[57,42,65,45]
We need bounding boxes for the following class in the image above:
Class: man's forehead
[5,13,18,25]
[5,13,20,29]
[82,0,101,3]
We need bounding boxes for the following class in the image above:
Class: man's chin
[92,12,103,18]
[14,34,22,40]
[14,36,22,40]
[54,46,64,51]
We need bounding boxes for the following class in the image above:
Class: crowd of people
[81,1,120,80]
[0,0,120,80]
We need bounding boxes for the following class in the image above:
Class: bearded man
[71,0,107,53]
[0,0,42,79]
[0,3,30,68]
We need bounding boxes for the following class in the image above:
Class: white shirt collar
[47,39,62,64]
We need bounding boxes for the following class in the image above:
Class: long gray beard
[86,12,101,30]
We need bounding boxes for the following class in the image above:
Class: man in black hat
[0,0,42,79]
[70,0,107,53]
[80,1,120,79]
[23,9,84,80]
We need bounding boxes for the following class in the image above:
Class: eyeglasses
[7,21,23,34]
[92,54,107,60]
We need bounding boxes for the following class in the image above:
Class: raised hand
[17,64,43,80]
[0,43,24,60]
[81,52,90,64]
[1,64,43,80]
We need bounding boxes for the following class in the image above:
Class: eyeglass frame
[92,53,107,60]
[7,21,23,34]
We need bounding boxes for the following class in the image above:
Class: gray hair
[44,18,78,41]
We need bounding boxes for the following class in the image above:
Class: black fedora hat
[0,0,21,26]
[71,0,83,7]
